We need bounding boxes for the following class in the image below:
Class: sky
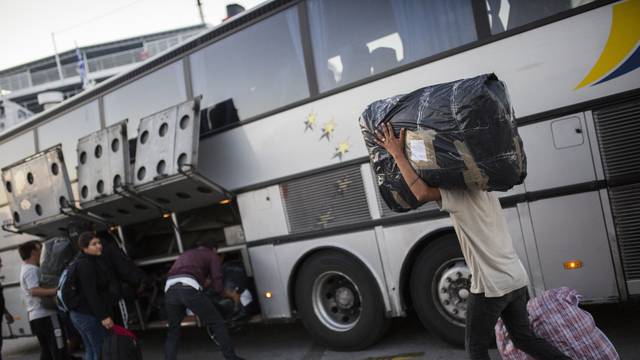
[0,0,265,71]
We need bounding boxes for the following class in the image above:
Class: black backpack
[101,325,143,360]
[56,256,83,312]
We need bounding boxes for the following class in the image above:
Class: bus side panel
[272,230,391,318]
[0,131,37,207]
[0,249,24,285]
[248,244,289,319]
[36,101,101,181]
[1,286,31,337]
[528,192,618,302]
[237,185,289,242]
[0,206,38,249]
[520,113,596,191]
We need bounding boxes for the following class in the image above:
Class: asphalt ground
[3,302,639,359]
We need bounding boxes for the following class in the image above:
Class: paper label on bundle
[409,140,431,163]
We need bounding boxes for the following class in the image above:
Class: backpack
[56,257,82,312]
[102,324,143,360]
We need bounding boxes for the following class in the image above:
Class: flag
[75,47,90,89]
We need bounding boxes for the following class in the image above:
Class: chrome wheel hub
[433,258,471,326]
[312,271,362,332]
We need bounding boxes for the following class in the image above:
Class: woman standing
[69,232,114,360]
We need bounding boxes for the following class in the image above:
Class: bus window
[307,0,477,93]
[190,6,309,127]
[485,0,595,34]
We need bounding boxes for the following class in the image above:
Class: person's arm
[23,267,57,297]
[29,287,57,297]
[375,123,441,203]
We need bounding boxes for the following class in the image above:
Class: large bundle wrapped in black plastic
[40,236,76,288]
[39,236,77,309]
[359,73,526,212]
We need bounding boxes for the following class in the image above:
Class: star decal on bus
[333,139,350,160]
[319,118,337,141]
[304,111,317,131]
[336,176,352,194]
[576,0,640,89]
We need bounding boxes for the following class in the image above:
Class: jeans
[29,314,69,360]
[164,284,240,360]
[69,311,107,360]
[466,286,571,360]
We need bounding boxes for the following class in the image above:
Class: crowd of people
[0,232,244,360]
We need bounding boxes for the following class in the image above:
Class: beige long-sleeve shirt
[438,189,529,297]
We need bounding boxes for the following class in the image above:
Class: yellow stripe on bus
[575,0,640,89]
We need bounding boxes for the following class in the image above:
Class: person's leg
[30,318,53,360]
[164,288,186,360]
[41,315,68,360]
[69,312,96,360]
[501,287,571,360]
[465,292,509,360]
[181,288,240,360]
[69,312,106,360]
[59,311,81,355]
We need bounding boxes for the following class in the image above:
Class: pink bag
[495,287,619,360]
[112,324,138,341]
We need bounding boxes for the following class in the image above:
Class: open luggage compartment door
[77,98,232,225]
[1,145,95,237]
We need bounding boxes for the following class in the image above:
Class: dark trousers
[466,286,571,360]
[30,314,69,360]
[164,285,239,360]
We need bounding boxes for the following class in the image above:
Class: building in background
[0,25,205,133]
[0,99,33,133]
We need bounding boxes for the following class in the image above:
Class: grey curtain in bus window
[190,6,308,125]
[307,0,477,93]
[485,0,594,34]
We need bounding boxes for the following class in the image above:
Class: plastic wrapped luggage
[39,236,77,309]
[359,73,526,212]
[495,287,619,360]
[40,236,76,287]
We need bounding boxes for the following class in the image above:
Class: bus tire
[295,250,390,350]
[410,234,469,347]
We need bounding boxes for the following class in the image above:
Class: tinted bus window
[190,6,309,128]
[485,0,596,34]
[307,0,477,93]
[37,101,101,181]
[103,61,187,138]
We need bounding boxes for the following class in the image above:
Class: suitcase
[101,324,143,360]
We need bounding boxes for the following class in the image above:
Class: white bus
[1,0,638,349]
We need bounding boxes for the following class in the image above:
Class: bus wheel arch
[291,248,390,350]
[399,227,456,309]
[407,231,468,347]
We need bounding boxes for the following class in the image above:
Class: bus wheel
[295,250,390,350]
[410,234,469,347]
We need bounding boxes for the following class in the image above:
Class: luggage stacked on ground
[359,73,527,212]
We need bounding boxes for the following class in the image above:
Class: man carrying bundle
[375,123,570,360]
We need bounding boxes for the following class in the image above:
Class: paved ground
[3,302,639,359]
